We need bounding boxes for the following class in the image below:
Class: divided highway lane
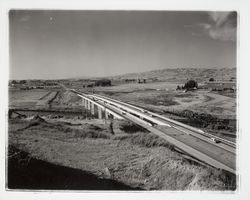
[68,89,236,174]
[156,125,235,170]
[165,124,235,154]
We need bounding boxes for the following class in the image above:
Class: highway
[68,88,236,174]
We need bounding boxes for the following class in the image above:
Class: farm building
[202,81,236,92]
[94,79,111,86]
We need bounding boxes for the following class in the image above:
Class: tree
[209,78,215,82]
[11,80,18,84]
[19,80,27,84]
[184,80,198,89]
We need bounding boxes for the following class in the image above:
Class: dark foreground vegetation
[7,146,141,190]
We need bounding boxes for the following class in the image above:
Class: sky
[9,10,237,79]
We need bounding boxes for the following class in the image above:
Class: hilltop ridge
[107,68,236,83]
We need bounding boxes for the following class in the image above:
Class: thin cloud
[185,12,237,41]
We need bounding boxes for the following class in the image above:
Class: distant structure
[84,82,95,88]
[9,79,58,89]
[124,79,136,83]
[94,79,111,87]
[137,78,147,84]
[83,79,111,88]
[203,81,236,92]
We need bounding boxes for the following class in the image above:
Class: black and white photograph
[1,0,250,199]
[7,9,237,191]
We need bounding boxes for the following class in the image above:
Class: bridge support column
[105,110,109,119]
[83,99,87,109]
[98,107,102,119]
[91,103,95,115]
[87,101,91,110]
[84,99,87,108]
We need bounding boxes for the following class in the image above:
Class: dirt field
[88,83,236,118]
[9,88,59,109]
[7,88,236,190]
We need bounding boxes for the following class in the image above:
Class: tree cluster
[183,80,198,89]
[176,79,198,90]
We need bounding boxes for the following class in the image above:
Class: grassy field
[9,89,49,108]
[9,88,60,109]
[8,115,236,190]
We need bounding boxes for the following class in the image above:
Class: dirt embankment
[36,91,59,107]
[51,90,82,107]
[8,113,236,191]
[163,109,236,134]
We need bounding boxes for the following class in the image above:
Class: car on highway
[211,138,220,143]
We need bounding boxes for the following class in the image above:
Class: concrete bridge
[67,88,236,174]
[80,94,124,120]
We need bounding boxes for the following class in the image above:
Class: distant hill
[107,68,236,83]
